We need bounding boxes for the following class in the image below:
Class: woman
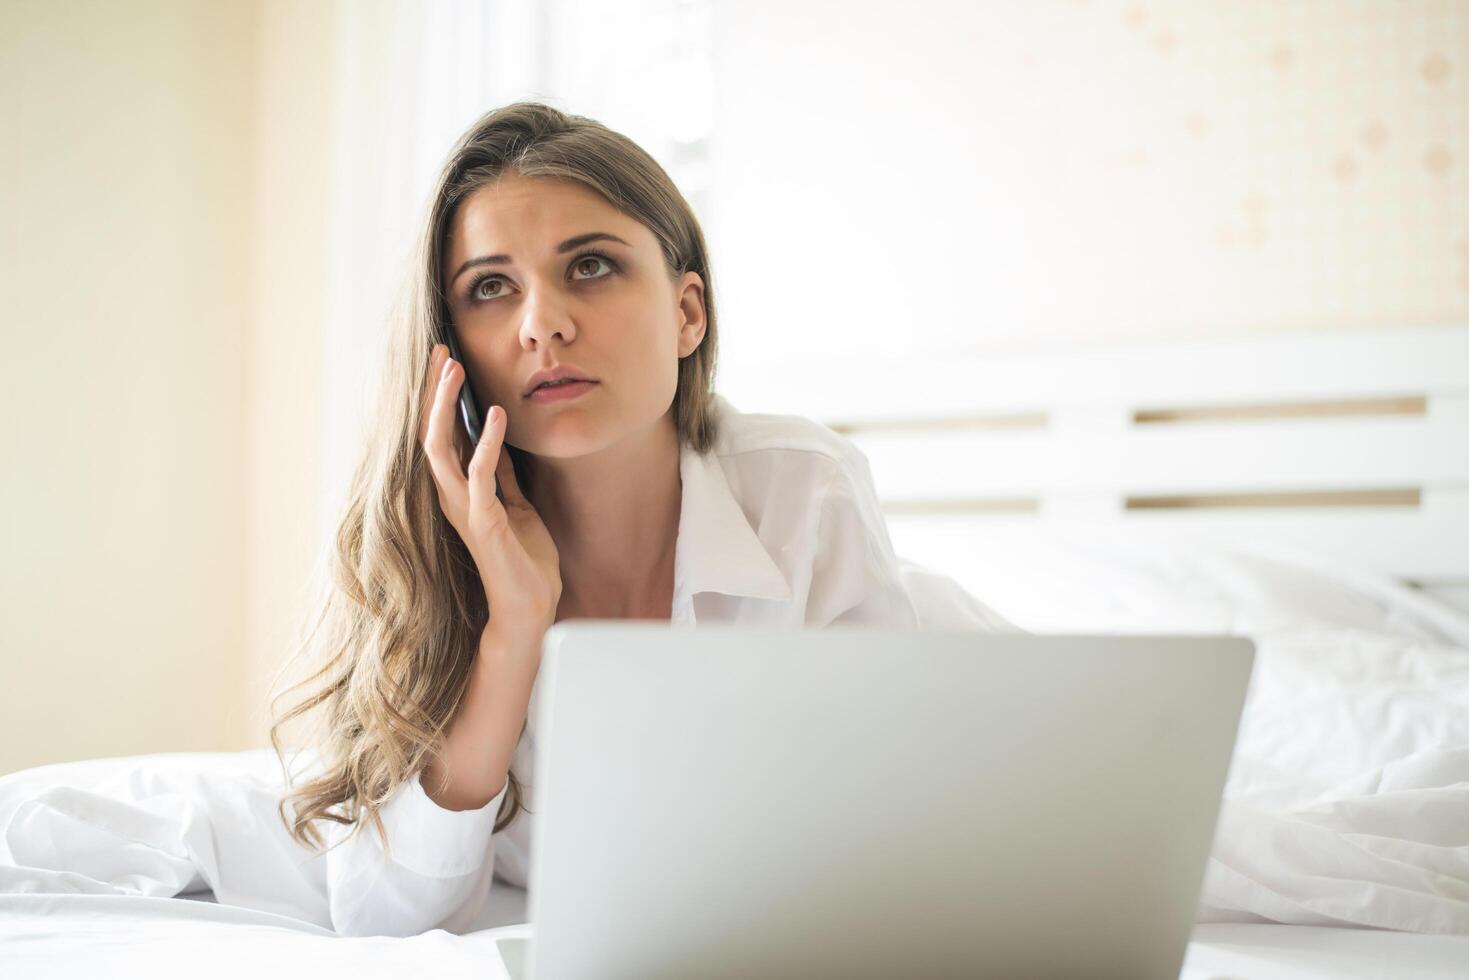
[269,101,1013,938]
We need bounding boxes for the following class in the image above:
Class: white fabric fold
[1198,746,1469,934]
[369,774,506,879]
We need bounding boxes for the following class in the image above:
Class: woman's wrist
[480,620,549,663]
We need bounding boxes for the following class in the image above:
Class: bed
[5,325,1469,977]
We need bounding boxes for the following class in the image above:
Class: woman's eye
[570,253,615,281]
[471,277,505,301]
[466,253,615,304]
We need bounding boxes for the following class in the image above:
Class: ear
[675,270,707,359]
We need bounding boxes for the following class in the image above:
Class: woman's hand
[419,343,562,644]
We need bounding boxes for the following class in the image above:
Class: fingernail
[441,359,453,380]
[490,406,501,426]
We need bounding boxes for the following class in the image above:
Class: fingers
[420,345,517,542]
[418,344,448,446]
[495,433,527,503]
[423,349,470,512]
[467,403,508,518]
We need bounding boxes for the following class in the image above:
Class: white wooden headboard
[726,324,1469,588]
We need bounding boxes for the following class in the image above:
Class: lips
[527,379,598,404]
[522,364,599,397]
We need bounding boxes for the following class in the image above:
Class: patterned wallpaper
[1053,0,1467,332]
[708,1,1466,354]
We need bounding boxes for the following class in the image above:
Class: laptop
[502,621,1254,980]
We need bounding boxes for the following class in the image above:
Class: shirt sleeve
[323,770,508,937]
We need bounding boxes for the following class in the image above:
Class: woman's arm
[324,626,539,937]
[324,763,508,937]
[421,626,542,811]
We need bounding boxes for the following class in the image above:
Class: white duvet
[3,526,1468,949]
[938,525,1469,935]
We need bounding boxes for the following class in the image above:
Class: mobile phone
[441,322,484,447]
[441,321,513,504]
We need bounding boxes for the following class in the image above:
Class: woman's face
[439,174,705,459]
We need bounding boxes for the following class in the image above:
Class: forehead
[443,175,645,259]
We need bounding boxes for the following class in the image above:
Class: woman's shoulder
[707,392,864,481]
[703,394,919,627]
[702,393,885,556]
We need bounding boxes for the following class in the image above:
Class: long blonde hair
[268,101,722,858]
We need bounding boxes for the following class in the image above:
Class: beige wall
[242,0,334,753]
[0,0,333,772]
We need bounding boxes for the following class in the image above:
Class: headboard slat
[723,325,1469,584]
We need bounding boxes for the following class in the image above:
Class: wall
[708,0,1469,397]
[243,0,335,752]
[0,0,258,771]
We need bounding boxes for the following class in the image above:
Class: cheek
[598,294,676,358]
[632,317,684,386]
[463,336,518,406]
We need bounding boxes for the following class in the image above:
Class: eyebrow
[448,232,632,286]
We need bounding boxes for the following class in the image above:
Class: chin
[515,413,618,459]
[517,401,672,459]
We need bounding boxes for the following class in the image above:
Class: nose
[518,289,577,350]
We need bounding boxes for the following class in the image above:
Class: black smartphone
[441,321,484,447]
[441,319,515,503]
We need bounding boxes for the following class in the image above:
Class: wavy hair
[267,101,722,859]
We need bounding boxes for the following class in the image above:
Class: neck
[525,412,682,614]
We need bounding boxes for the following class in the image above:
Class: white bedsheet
[4,527,1468,975]
[4,889,1468,979]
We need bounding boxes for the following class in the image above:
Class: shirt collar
[673,408,794,604]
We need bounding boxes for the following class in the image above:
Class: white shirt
[324,393,1017,936]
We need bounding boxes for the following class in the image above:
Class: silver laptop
[510,621,1254,980]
